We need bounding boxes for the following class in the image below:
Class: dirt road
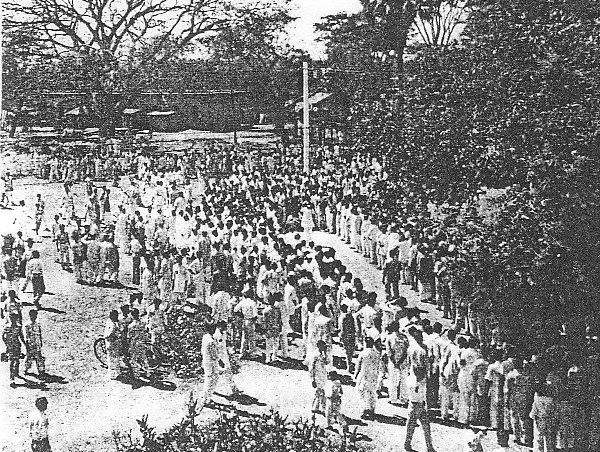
[0,177,520,452]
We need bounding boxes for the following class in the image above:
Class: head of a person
[447,329,457,342]
[317,340,327,353]
[109,310,119,322]
[318,303,329,317]
[131,308,140,320]
[35,397,48,412]
[409,325,423,343]
[29,309,38,322]
[367,292,377,307]
[388,321,400,334]
[364,337,375,349]
[433,322,442,334]
[216,320,227,331]
[468,336,479,349]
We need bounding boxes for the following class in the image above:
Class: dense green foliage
[349,0,600,350]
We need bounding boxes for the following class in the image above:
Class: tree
[201,1,305,136]
[4,0,286,135]
[379,0,600,350]
[2,28,55,136]
[413,0,473,47]
[314,12,396,132]
[360,0,421,78]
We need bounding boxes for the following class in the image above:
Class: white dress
[301,206,314,231]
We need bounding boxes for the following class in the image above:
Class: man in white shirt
[214,320,239,396]
[424,322,444,409]
[234,292,258,357]
[385,321,409,406]
[200,323,222,409]
[280,275,298,358]
[356,296,378,336]
[404,325,436,452]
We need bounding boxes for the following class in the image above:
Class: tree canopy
[3,0,299,135]
[355,0,600,349]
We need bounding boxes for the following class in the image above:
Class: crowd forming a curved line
[2,139,599,452]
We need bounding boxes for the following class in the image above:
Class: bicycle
[94,336,169,372]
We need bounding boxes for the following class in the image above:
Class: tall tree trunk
[392,3,418,117]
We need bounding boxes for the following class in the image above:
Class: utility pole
[230,88,238,146]
[0,0,4,125]
[302,61,310,174]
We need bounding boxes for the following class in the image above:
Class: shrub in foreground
[114,397,367,452]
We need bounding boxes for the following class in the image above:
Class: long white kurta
[103,319,121,379]
[356,348,381,412]
[200,333,220,404]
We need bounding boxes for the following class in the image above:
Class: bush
[161,303,212,379]
[114,396,367,452]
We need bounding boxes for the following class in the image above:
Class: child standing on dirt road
[30,396,52,452]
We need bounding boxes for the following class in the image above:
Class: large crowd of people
[2,137,599,452]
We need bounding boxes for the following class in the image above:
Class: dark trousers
[385,279,400,299]
[132,255,140,285]
[427,370,440,408]
[343,341,355,370]
[32,437,52,452]
[32,275,45,301]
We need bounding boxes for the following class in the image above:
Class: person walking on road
[214,320,239,396]
[200,323,222,409]
[354,337,381,420]
[404,325,436,452]
[23,250,45,306]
